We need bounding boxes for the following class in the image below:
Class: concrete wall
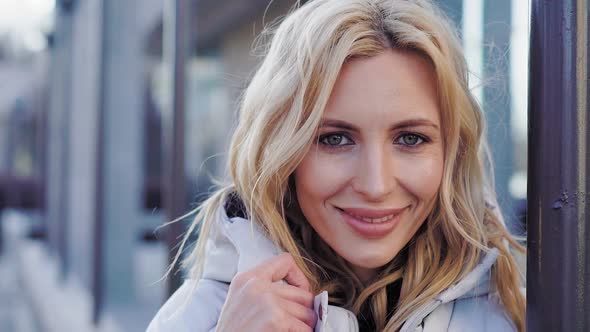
[67,0,101,290]
[208,1,293,176]
[33,0,167,329]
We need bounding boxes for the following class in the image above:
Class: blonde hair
[173,0,526,330]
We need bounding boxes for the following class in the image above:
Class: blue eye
[319,133,353,146]
[396,133,426,146]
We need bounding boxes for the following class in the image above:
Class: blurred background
[0,0,529,331]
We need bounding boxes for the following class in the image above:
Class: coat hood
[398,247,499,332]
[199,202,283,283]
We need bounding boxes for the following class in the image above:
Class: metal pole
[93,0,106,324]
[57,4,74,282]
[49,0,75,281]
[527,0,589,331]
[162,0,190,296]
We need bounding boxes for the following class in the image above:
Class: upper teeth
[343,211,398,223]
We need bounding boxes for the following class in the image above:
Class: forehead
[323,50,440,128]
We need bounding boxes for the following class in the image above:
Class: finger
[252,253,310,291]
[279,298,318,328]
[271,283,314,308]
[284,309,316,332]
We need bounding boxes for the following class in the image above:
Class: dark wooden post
[527,0,590,330]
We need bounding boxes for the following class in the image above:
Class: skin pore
[294,49,444,284]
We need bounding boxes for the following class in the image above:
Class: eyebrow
[319,118,440,132]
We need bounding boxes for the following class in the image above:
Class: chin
[345,252,395,269]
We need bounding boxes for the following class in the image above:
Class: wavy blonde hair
[173,0,526,330]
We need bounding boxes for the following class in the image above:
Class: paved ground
[0,224,38,332]
[0,210,167,332]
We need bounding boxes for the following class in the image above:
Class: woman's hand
[215,253,317,332]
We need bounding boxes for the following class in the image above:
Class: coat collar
[200,202,499,331]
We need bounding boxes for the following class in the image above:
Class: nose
[351,144,396,202]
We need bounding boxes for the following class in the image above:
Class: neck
[351,265,378,285]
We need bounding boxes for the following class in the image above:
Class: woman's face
[294,49,444,283]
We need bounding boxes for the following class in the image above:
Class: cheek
[294,150,353,202]
[398,152,444,200]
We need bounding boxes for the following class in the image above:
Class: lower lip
[336,207,405,239]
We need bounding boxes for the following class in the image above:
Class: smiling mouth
[335,207,406,224]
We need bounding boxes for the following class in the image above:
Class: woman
[148,0,525,331]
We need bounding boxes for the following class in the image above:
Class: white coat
[147,203,517,332]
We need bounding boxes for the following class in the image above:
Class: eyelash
[318,132,430,150]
